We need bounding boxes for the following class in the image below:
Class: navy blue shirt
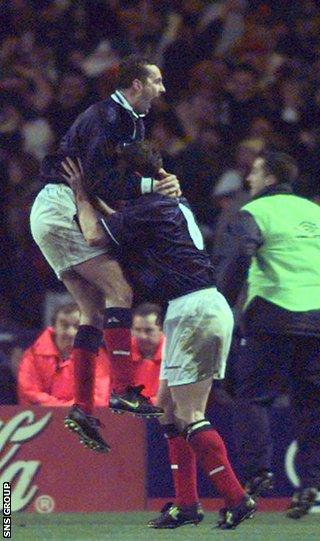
[100,195,216,303]
[39,91,145,202]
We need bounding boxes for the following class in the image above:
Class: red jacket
[18,327,110,406]
[131,334,165,404]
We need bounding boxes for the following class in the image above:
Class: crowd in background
[1,0,320,338]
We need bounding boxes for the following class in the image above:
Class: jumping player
[61,143,256,530]
[30,56,180,453]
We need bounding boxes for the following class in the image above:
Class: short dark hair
[260,151,299,184]
[118,140,163,177]
[51,302,79,326]
[133,303,162,326]
[117,55,155,89]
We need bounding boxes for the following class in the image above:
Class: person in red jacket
[131,303,164,404]
[18,302,110,407]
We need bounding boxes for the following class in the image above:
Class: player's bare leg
[72,255,162,418]
[72,254,133,309]
[171,378,256,530]
[156,379,176,425]
[170,378,212,430]
[66,253,162,417]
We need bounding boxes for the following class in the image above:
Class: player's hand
[61,157,86,194]
[153,168,182,198]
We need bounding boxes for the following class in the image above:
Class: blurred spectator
[248,116,285,150]
[273,77,305,135]
[22,115,54,161]
[131,303,164,405]
[211,137,264,261]
[6,152,41,242]
[1,150,52,329]
[161,19,200,102]
[18,302,110,406]
[81,40,120,78]
[188,58,230,102]
[213,137,264,200]
[46,71,94,140]
[198,0,247,58]
[176,122,228,225]
[175,89,218,140]
[275,4,320,63]
[0,100,23,153]
[149,112,186,171]
[221,63,272,142]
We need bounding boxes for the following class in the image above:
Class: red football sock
[103,328,137,393]
[103,308,136,394]
[73,348,96,414]
[167,434,199,507]
[72,325,102,414]
[187,422,245,506]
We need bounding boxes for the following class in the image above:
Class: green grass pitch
[11,512,320,541]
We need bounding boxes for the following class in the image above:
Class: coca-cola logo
[0,410,52,512]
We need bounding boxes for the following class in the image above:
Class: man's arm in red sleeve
[18,348,73,406]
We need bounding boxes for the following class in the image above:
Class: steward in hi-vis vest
[242,193,320,312]
[218,157,320,335]
[217,151,320,519]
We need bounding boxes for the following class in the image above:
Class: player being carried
[61,142,256,530]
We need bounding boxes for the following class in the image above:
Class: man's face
[135,65,165,113]
[247,157,275,197]
[132,314,162,354]
[53,310,80,352]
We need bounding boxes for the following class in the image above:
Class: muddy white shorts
[160,287,234,386]
[30,184,109,279]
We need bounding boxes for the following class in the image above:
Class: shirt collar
[253,183,293,200]
[111,90,146,119]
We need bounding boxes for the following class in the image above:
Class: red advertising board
[0,407,146,513]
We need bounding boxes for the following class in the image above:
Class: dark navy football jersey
[39,91,145,202]
[100,195,216,303]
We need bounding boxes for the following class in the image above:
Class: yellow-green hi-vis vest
[241,194,320,311]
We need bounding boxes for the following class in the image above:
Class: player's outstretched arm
[61,157,109,248]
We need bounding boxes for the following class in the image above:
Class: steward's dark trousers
[230,334,320,488]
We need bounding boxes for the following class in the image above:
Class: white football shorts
[160,287,234,386]
[30,183,109,279]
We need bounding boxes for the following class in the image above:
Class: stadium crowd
[1,0,320,377]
